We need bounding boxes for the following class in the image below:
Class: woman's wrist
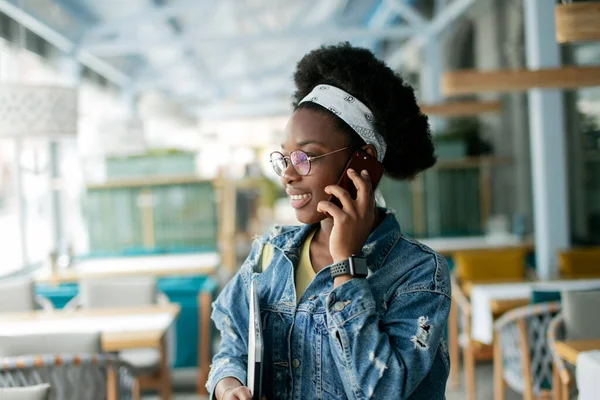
[215,377,242,400]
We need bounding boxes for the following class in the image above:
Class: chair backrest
[79,277,157,309]
[494,301,561,396]
[547,313,579,399]
[0,332,101,357]
[559,247,600,278]
[454,248,527,283]
[0,279,35,312]
[0,354,134,400]
[561,289,600,340]
[0,384,51,400]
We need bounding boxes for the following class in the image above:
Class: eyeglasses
[269,147,350,176]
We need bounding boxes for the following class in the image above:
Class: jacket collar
[265,207,401,273]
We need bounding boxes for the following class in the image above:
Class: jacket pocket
[313,313,348,399]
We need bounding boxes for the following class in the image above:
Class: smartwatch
[330,255,368,278]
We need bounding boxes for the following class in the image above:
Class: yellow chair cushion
[559,247,600,278]
[455,248,527,283]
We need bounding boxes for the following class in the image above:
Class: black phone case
[328,150,384,209]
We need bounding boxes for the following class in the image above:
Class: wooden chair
[547,313,577,400]
[0,353,137,400]
[449,248,530,400]
[0,331,138,400]
[66,278,173,400]
[493,301,561,400]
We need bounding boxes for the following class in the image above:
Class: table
[418,235,534,257]
[555,339,600,365]
[34,252,220,284]
[576,350,600,400]
[470,279,600,344]
[0,305,180,400]
[0,304,180,351]
[554,341,600,400]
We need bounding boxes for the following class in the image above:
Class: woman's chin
[295,208,327,225]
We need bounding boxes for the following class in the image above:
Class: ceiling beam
[82,0,201,41]
[0,0,129,85]
[385,0,427,26]
[81,25,419,56]
[386,0,475,69]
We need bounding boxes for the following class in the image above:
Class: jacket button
[292,359,301,368]
[334,301,345,311]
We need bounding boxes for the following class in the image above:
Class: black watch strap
[330,255,368,278]
[330,260,351,277]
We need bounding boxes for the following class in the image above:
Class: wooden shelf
[433,156,511,170]
[556,2,600,43]
[420,100,502,117]
[442,66,600,96]
[86,175,211,189]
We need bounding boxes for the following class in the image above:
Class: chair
[493,301,561,400]
[547,313,577,400]
[66,278,172,399]
[0,279,53,312]
[0,331,138,400]
[0,384,51,400]
[558,247,600,278]
[449,249,529,400]
[0,354,136,400]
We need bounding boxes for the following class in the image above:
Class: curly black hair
[292,42,436,180]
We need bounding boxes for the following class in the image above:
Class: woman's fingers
[223,386,253,400]
[347,168,373,210]
[317,200,347,221]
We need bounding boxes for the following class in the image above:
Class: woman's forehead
[282,108,345,149]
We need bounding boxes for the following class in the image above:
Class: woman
[207,43,451,400]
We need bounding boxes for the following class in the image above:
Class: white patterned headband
[298,84,387,163]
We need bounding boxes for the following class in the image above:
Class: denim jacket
[206,209,451,399]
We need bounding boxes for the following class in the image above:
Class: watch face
[349,256,368,277]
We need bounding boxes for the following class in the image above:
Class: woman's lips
[289,193,312,209]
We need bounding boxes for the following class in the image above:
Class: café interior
[0,0,599,399]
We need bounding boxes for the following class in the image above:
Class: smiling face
[279,107,352,224]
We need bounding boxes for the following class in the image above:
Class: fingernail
[361,170,369,176]
[347,168,355,174]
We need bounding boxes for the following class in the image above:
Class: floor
[143,362,521,399]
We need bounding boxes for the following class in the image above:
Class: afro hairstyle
[291,42,436,180]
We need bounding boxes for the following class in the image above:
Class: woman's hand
[216,378,252,400]
[221,386,253,400]
[317,168,376,268]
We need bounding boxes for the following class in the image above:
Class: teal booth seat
[35,275,218,369]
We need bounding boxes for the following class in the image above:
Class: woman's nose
[281,163,300,185]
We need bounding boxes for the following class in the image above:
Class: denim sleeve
[205,248,256,398]
[324,263,451,399]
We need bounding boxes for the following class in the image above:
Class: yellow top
[260,230,317,303]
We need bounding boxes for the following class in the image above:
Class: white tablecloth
[419,235,529,253]
[470,279,600,344]
[577,350,600,400]
[71,252,220,274]
[0,313,174,336]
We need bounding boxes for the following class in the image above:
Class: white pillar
[524,0,570,280]
[420,38,444,236]
[51,55,81,252]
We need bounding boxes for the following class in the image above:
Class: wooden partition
[556,2,600,43]
[420,100,502,117]
[442,66,600,96]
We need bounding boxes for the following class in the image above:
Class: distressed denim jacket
[206,209,451,399]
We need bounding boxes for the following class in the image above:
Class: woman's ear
[361,145,378,160]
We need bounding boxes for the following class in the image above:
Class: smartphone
[328,150,385,210]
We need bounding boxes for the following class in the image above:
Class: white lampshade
[0,84,78,138]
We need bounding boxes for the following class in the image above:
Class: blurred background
[0,0,599,399]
